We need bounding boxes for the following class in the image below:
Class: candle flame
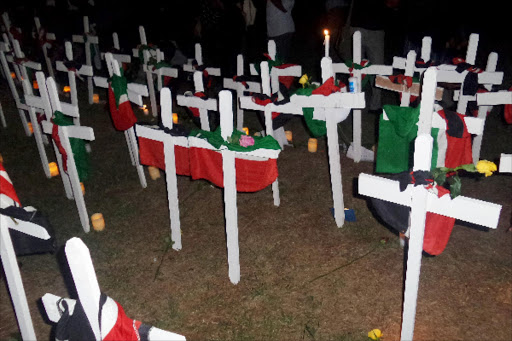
[63,86,71,93]
[324,29,329,36]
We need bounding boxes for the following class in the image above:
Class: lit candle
[63,86,71,93]
[324,29,330,58]
[28,122,34,133]
[142,104,149,115]
[49,162,59,177]
[242,127,249,135]
[10,72,15,79]
[91,213,105,231]
[93,94,99,103]
[285,130,293,142]
[148,166,160,180]
[172,113,179,124]
[33,80,39,89]
[0,153,3,163]
[80,182,85,195]
[308,138,318,152]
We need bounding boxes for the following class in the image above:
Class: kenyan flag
[108,68,137,131]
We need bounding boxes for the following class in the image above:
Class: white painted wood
[499,154,512,173]
[135,88,182,249]
[358,67,502,341]
[176,72,216,131]
[0,101,6,128]
[34,16,56,78]
[71,16,98,104]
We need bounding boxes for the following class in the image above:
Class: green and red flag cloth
[0,162,21,207]
[108,68,138,131]
[51,111,90,182]
[344,59,372,89]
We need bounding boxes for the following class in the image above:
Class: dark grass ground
[1,14,512,341]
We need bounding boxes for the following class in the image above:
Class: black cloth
[0,206,56,256]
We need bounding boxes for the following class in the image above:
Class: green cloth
[190,128,281,152]
[110,68,128,106]
[343,59,373,89]
[52,111,90,182]
[293,87,327,137]
[375,105,439,173]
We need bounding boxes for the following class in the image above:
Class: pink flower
[239,135,255,147]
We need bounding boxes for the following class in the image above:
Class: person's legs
[270,32,294,61]
[360,28,385,110]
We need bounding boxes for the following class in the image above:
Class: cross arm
[176,95,218,111]
[56,61,94,76]
[358,173,502,229]
[41,121,95,141]
[0,213,51,239]
[477,91,512,105]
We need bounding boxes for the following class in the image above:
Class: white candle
[324,29,330,57]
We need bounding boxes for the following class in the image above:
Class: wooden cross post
[358,67,502,341]
[21,75,53,177]
[240,58,366,227]
[0,39,32,136]
[41,237,187,340]
[40,77,96,232]
[33,16,57,78]
[0,213,53,341]
[392,36,433,76]
[176,71,218,131]
[0,101,6,128]
[72,16,99,104]
[135,88,184,250]
[55,41,94,125]
[477,89,512,173]
[223,54,262,130]
[93,53,148,188]
[328,31,393,162]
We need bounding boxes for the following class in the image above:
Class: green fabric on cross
[293,87,328,137]
[190,128,281,152]
[343,59,373,89]
[109,69,128,107]
[375,105,439,174]
[52,111,90,182]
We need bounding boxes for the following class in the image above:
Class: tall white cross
[71,16,99,104]
[55,41,94,125]
[93,53,148,188]
[33,16,57,79]
[182,42,222,77]
[326,31,393,162]
[241,58,366,227]
[135,87,184,250]
[358,67,502,341]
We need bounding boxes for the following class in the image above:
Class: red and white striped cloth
[0,163,21,208]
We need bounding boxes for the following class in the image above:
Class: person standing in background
[266,0,295,61]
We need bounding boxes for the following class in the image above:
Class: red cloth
[138,137,191,176]
[189,147,278,192]
[0,163,21,206]
[312,77,345,95]
[108,85,138,131]
[437,110,473,168]
[273,63,299,89]
[188,92,206,118]
[51,124,68,173]
[505,87,512,124]
[103,301,142,341]
[423,186,456,255]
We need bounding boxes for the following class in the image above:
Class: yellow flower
[476,160,497,177]
[368,329,383,340]
[299,74,309,88]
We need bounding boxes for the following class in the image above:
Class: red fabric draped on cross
[423,185,456,256]
[137,137,278,192]
[0,163,21,207]
[437,110,473,168]
[188,92,207,118]
[103,301,142,341]
[51,124,69,172]
[505,87,512,124]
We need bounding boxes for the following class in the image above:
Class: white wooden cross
[222,53,262,130]
[71,16,99,104]
[21,75,53,178]
[0,101,6,128]
[182,42,222,77]
[1,212,52,341]
[176,70,217,131]
[0,38,32,136]
[240,58,366,227]
[33,16,57,78]
[436,34,503,115]
[100,32,132,65]
[376,50,444,107]
[93,53,148,188]
[135,87,184,250]
[42,237,186,340]
[188,90,281,283]
[392,36,433,76]
[55,41,94,125]
[328,31,393,162]
[39,76,96,232]
[477,89,512,173]
[358,67,502,341]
